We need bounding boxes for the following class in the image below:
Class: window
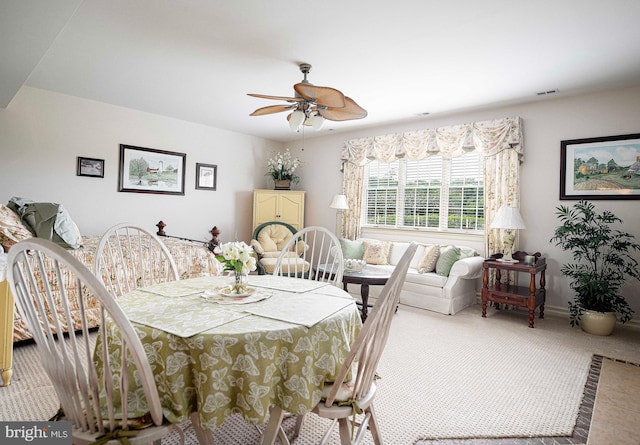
[363,153,484,232]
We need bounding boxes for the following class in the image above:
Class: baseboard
[475,295,640,332]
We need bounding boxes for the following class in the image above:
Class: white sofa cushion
[405,269,448,287]
[389,242,411,266]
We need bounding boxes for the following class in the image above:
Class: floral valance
[341,116,523,166]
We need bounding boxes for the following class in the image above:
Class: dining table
[95,274,362,445]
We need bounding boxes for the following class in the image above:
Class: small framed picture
[77,157,105,178]
[196,163,217,191]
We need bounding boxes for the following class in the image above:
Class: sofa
[341,238,484,315]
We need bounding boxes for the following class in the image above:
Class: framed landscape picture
[77,157,104,178]
[196,163,217,190]
[118,144,186,195]
[560,133,640,200]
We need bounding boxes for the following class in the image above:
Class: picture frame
[195,163,217,191]
[560,133,640,200]
[118,144,186,195]
[77,157,104,178]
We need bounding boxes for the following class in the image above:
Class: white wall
[0,86,283,242]
[297,85,640,319]
[2,84,640,322]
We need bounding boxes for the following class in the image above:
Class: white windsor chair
[7,238,184,445]
[272,226,344,287]
[94,223,179,298]
[274,241,419,444]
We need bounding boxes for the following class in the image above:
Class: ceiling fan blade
[250,104,297,116]
[319,97,368,121]
[247,93,303,103]
[293,83,345,108]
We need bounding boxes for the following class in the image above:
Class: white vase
[580,310,617,336]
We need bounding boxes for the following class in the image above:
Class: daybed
[0,204,221,343]
[341,238,484,315]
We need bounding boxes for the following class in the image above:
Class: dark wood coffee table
[317,264,391,321]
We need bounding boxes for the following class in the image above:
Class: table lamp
[329,194,349,237]
[490,205,526,262]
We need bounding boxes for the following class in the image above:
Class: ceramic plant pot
[580,310,617,336]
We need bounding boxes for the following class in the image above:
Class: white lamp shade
[490,205,526,230]
[288,110,305,131]
[310,113,324,130]
[329,194,349,210]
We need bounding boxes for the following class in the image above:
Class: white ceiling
[2,0,640,142]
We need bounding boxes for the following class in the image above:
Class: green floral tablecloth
[96,275,362,430]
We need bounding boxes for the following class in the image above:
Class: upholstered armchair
[250,222,307,275]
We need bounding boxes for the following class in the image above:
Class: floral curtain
[341,117,522,164]
[340,117,523,271]
[342,161,364,240]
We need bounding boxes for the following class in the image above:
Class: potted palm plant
[550,200,640,335]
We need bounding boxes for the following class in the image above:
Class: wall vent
[536,89,559,96]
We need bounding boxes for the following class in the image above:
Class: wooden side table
[481,255,547,328]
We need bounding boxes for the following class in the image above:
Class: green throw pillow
[340,238,365,260]
[435,245,461,277]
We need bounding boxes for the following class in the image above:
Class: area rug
[4,304,640,445]
[377,306,592,441]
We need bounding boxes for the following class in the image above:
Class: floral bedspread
[11,236,221,342]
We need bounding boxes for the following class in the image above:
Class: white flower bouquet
[214,241,257,273]
[214,241,257,294]
[266,149,301,183]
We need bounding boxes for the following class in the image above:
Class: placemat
[120,291,249,337]
[243,292,355,327]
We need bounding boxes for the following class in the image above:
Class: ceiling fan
[248,63,367,131]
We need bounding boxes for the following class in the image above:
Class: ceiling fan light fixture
[289,110,305,131]
[249,63,366,130]
[310,113,324,130]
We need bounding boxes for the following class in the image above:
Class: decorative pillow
[0,204,34,250]
[435,245,461,277]
[362,239,392,265]
[418,244,441,274]
[7,198,83,249]
[340,238,365,259]
[53,204,83,249]
[458,246,479,259]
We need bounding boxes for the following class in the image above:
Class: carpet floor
[2,304,640,444]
